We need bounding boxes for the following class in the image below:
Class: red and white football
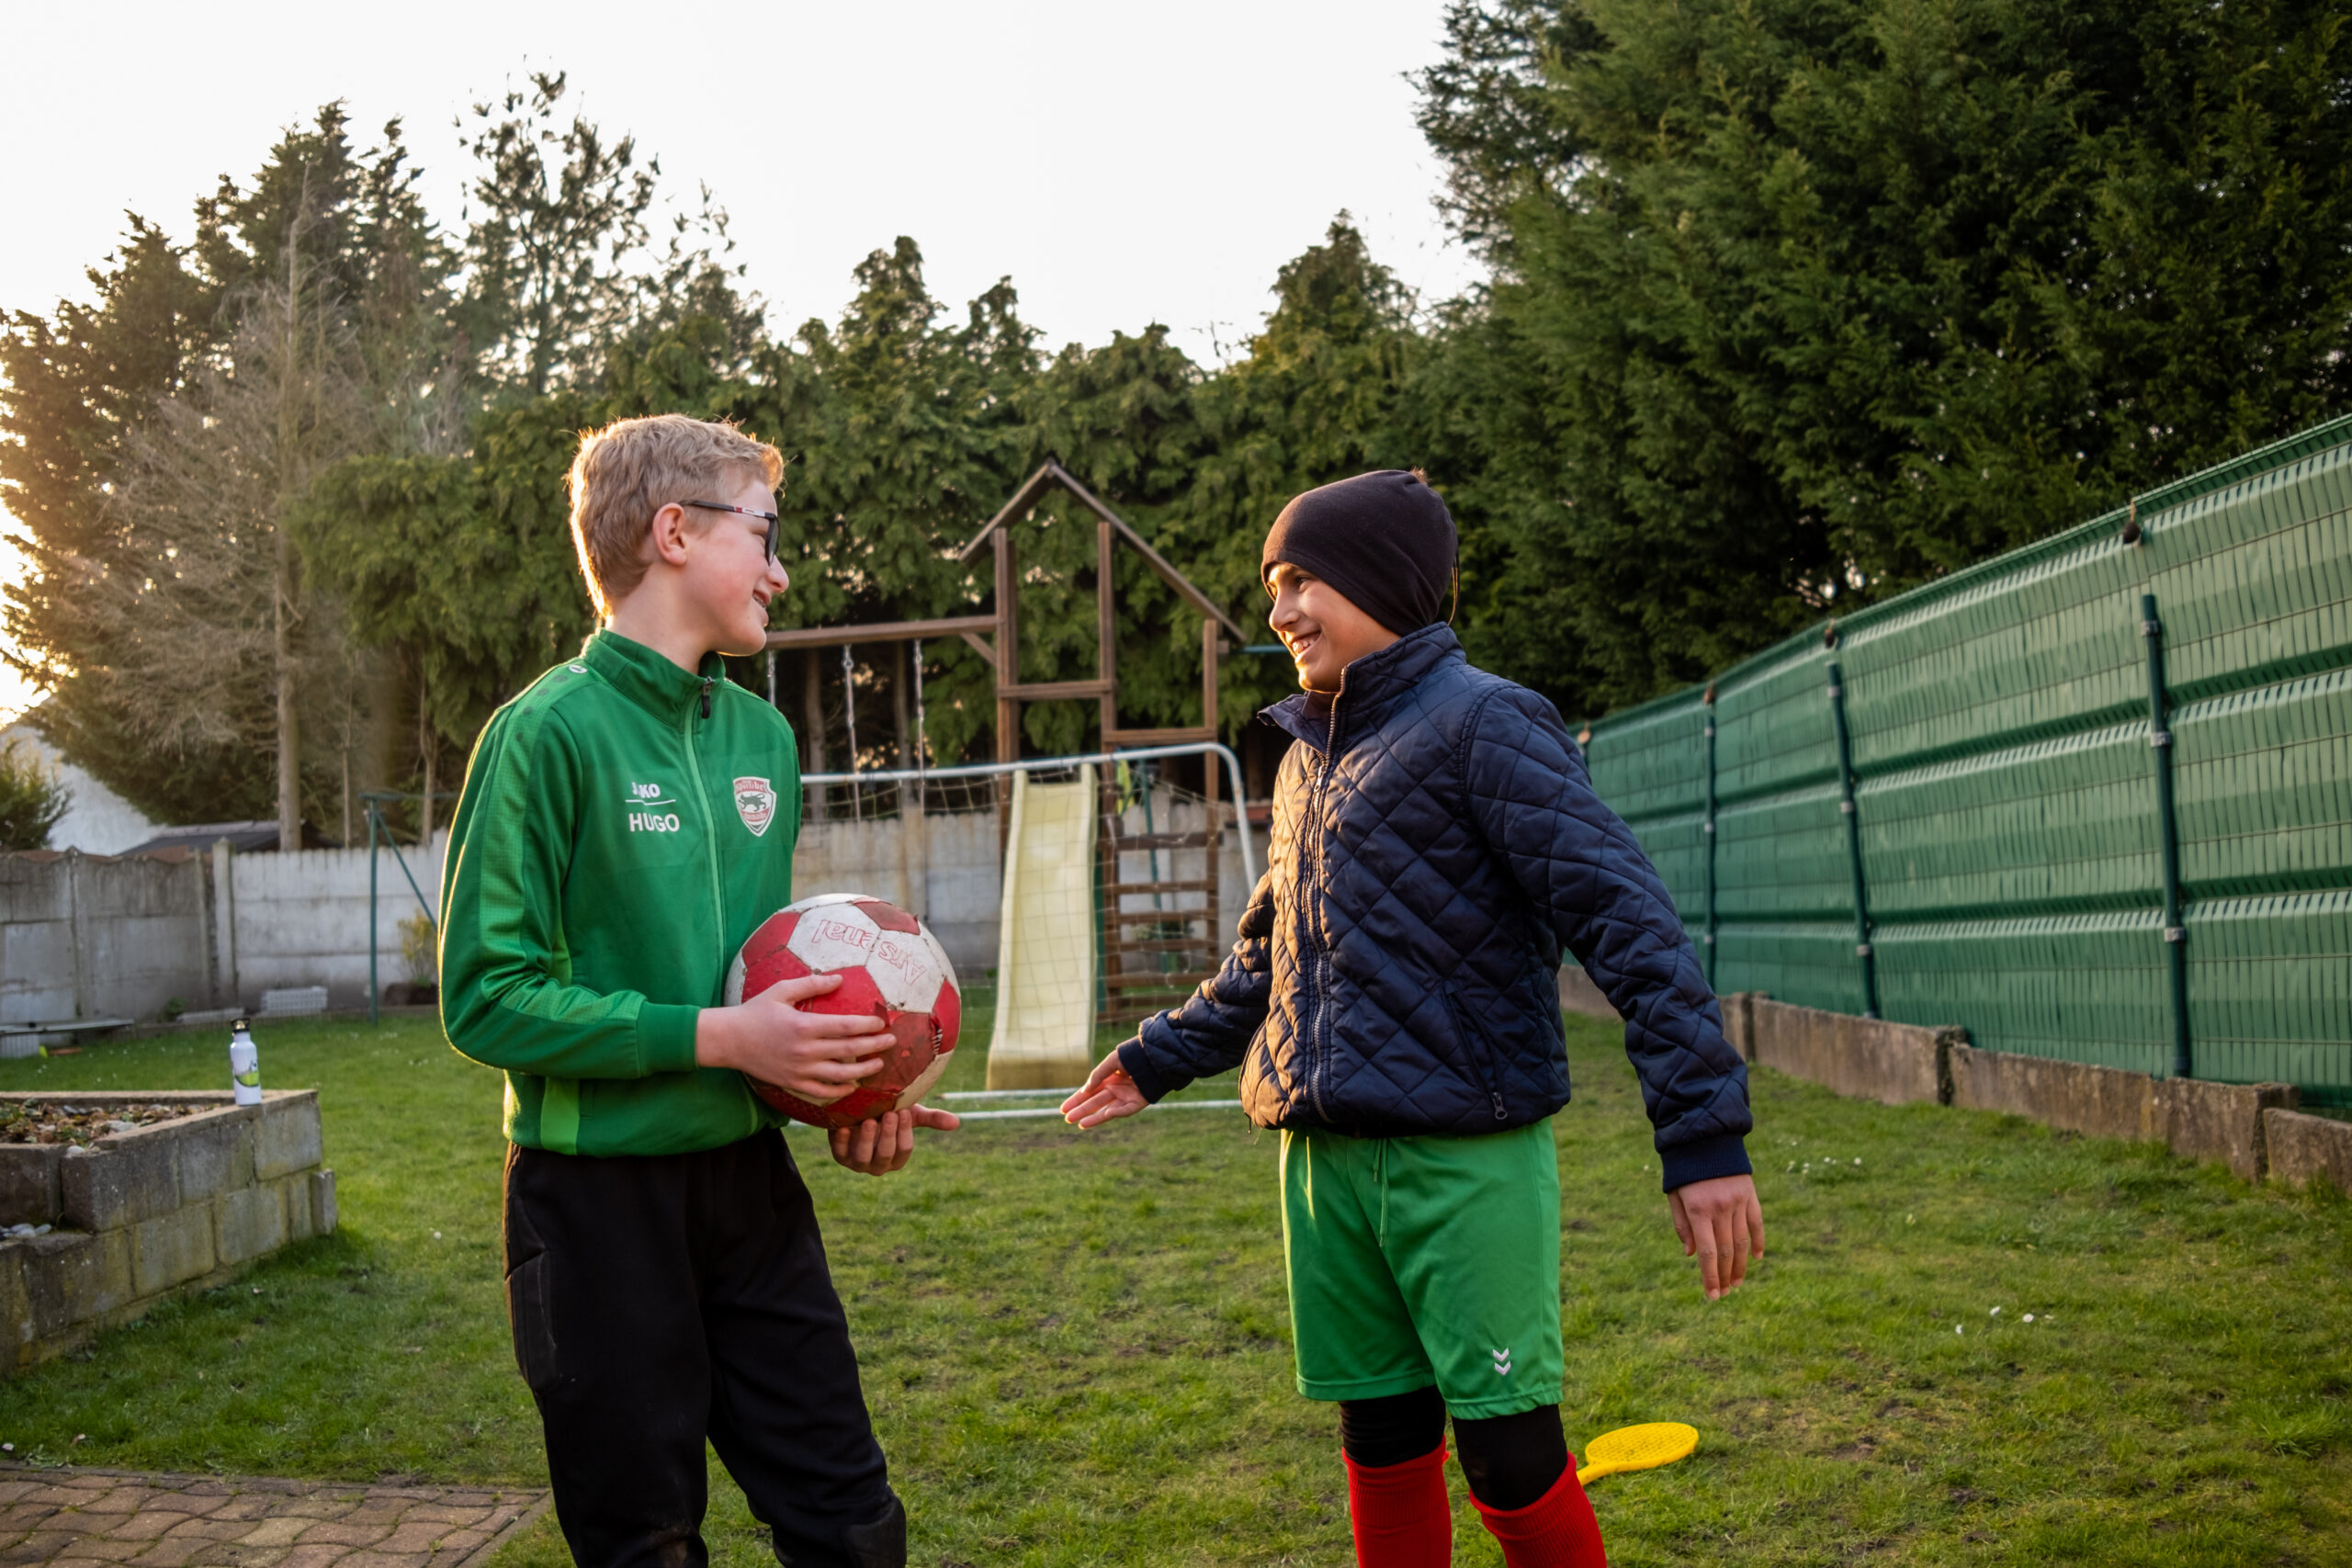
[724,894,963,1128]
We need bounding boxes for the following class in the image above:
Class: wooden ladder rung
[1103,878,1216,896]
[1102,971,1216,989]
[1102,830,1211,850]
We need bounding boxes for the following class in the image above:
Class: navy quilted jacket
[1117,625,1752,1190]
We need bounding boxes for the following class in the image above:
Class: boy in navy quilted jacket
[1062,470,1764,1568]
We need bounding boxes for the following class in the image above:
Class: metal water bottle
[229,1017,261,1106]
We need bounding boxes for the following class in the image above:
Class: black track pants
[502,1131,904,1568]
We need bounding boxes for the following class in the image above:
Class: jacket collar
[1260,623,1464,751]
[582,628,725,723]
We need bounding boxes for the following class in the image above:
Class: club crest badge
[733,776,776,838]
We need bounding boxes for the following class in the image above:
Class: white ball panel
[869,931,942,1010]
[786,903,884,972]
[917,927,959,996]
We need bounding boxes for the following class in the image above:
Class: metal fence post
[2141,593,2193,1078]
[1826,660,1879,1017]
[1702,688,1719,987]
[368,802,380,1028]
[842,642,862,822]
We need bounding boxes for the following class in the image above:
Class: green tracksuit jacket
[439,629,802,1156]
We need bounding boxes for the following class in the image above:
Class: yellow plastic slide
[986,764,1100,1089]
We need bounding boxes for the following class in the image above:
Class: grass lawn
[3,1006,2350,1565]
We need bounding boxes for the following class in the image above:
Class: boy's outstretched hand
[829,1105,960,1176]
[1668,1173,1766,1301]
[695,972,895,1101]
[1061,1048,1148,1127]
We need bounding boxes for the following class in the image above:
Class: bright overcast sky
[0,0,1482,722]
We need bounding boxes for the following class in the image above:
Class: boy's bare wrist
[694,1006,741,1070]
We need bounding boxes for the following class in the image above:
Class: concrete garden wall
[791,812,1003,974]
[0,852,213,1029]
[1726,994,1960,1108]
[0,837,453,1024]
[221,835,447,1010]
[1,1090,335,1376]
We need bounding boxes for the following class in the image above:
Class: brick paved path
[0,1468,548,1568]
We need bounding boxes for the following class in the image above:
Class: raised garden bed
[1,1090,334,1375]
[3,1099,199,1147]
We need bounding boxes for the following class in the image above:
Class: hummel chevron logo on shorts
[1492,1347,1513,1377]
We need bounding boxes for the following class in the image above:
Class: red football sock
[1344,1442,1453,1567]
[1470,1457,1606,1567]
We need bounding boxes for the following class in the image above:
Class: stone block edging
[2263,1108,2352,1195]
[2154,1077,2299,1183]
[1731,995,1957,1107]
[1946,1043,2161,1141]
[1720,994,2315,1190]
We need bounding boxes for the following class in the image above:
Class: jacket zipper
[1302,686,1344,1121]
[682,686,726,998]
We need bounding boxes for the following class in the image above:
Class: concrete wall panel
[0,851,209,1025]
[227,834,447,1010]
[1743,996,1955,1106]
[1948,1043,2162,1142]
[2264,1108,2352,1195]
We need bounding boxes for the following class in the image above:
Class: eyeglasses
[683,500,781,562]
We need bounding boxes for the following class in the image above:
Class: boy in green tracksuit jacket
[439,414,953,1568]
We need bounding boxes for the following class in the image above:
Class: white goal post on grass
[798,741,1257,1091]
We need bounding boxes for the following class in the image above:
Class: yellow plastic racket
[1576,1422,1699,1485]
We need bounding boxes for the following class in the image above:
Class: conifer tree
[1414,0,2352,713]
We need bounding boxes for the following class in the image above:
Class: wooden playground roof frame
[762,459,1246,768]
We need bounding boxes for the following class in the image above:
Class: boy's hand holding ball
[696,974,961,1174]
[695,972,896,1099]
[828,1104,960,1176]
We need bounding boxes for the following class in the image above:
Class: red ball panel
[854,898,923,934]
[735,910,808,1002]
[810,964,886,1020]
[932,979,961,1062]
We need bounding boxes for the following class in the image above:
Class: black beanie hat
[1260,469,1457,635]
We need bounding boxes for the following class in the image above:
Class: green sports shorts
[1280,1120,1564,1419]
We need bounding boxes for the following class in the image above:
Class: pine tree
[0,740,70,852]
[1413,0,2352,714]
[1,220,235,822]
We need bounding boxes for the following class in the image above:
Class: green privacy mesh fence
[1577,413,2352,1103]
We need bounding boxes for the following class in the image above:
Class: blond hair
[565,414,786,615]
